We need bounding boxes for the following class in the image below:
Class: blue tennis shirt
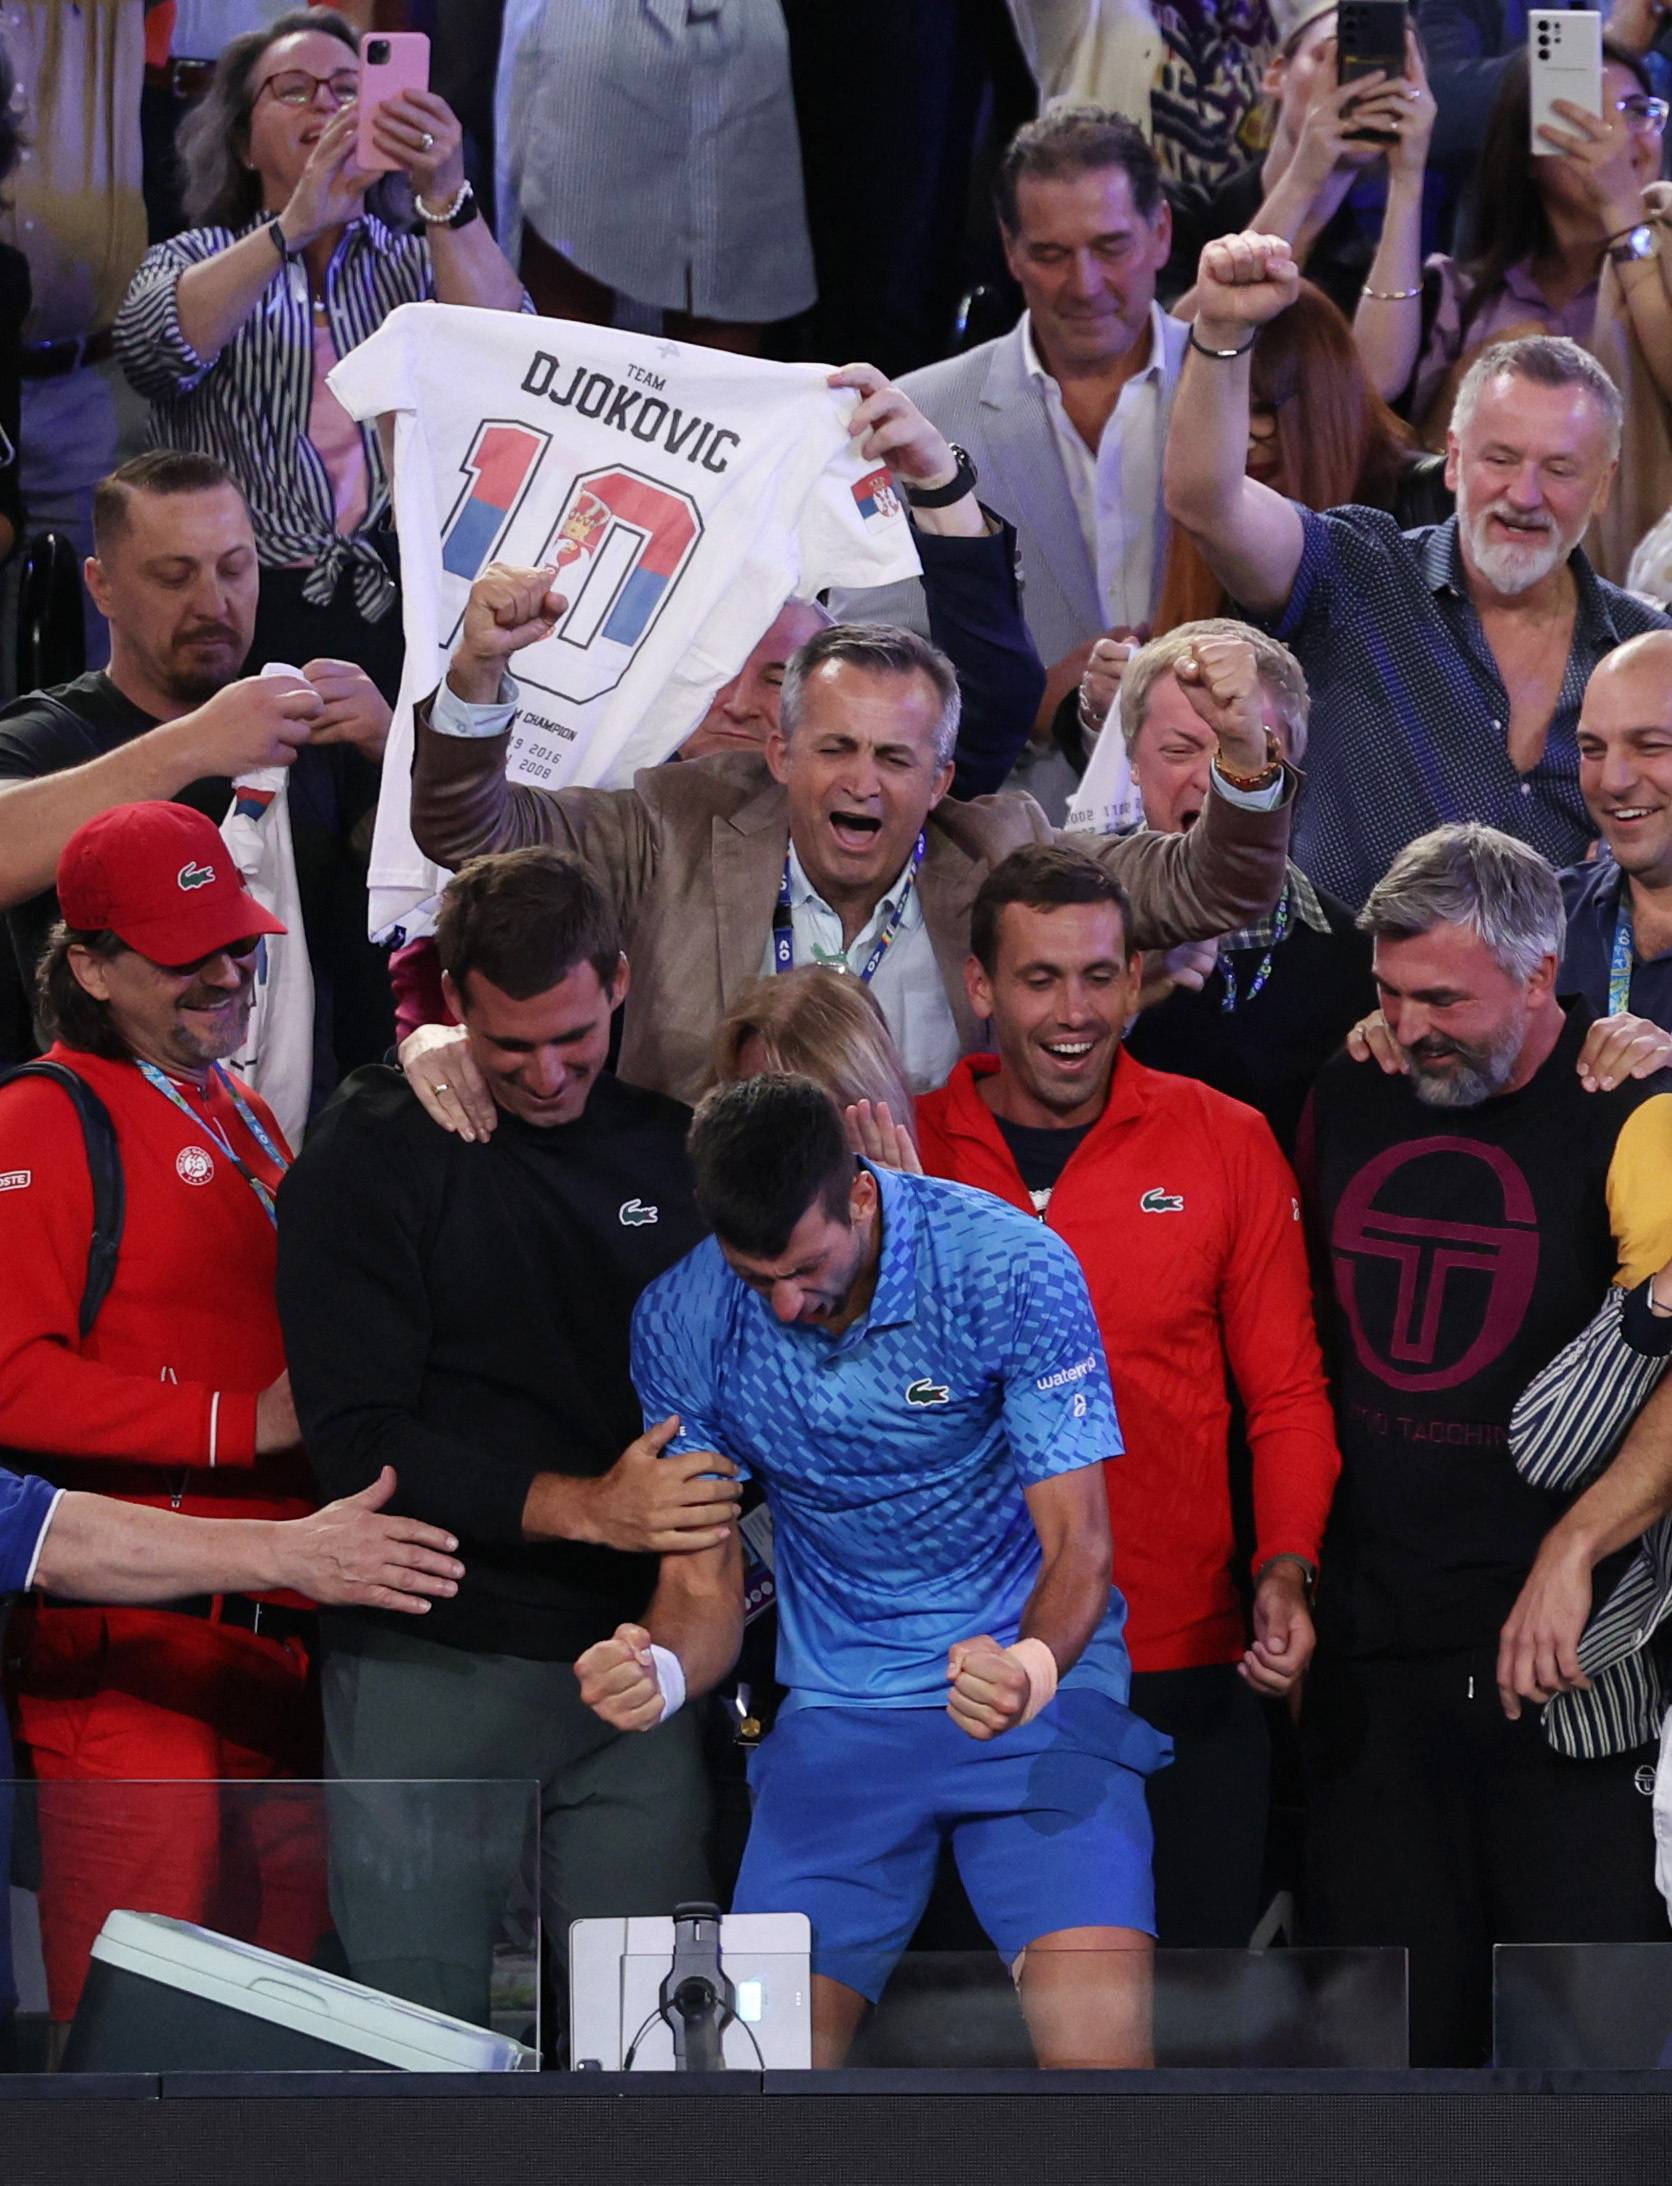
[631,1164,1130,1714]
[0,1466,57,1595]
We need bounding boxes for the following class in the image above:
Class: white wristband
[648,1643,686,1724]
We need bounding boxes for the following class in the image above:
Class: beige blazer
[410,702,1294,1104]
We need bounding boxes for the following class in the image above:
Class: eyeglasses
[159,937,264,979]
[1618,94,1670,134]
[252,67,359,112]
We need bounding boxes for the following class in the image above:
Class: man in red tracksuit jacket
[916,838,1341,1945]
[0,801,322,2023]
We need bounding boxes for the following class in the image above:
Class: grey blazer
[831,312,1191,670]
[410,710,1294,1106]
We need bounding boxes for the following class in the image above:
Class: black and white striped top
[115,213,436,623]
[1511,1279,1672,1758]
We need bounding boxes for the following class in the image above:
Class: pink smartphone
[355,31,431,175]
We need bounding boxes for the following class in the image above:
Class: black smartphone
[1337,0,1409,142]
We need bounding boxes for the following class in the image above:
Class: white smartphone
[1528,9,1604,149]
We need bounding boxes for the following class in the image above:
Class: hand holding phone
[1337,0,1410,142]
[1528,9,1605,151]
[355,31,432,176]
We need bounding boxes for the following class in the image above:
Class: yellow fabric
[1607,1093,1672,1287]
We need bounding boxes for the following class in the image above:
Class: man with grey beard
[1297,823,1672,2066]
[1162,233,1669,908]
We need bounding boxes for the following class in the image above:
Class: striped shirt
[116,214,439,622]
[493,0,815,322]
[1512,1279,1672,1758]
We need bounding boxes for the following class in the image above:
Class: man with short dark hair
[0,449,392,1077]
[1300,822,1672,2064]
[1165,237,1670,906]
[914,838,1339,1946]
[403,560,1294,1112]
[840,105,1187,762]
[584,1073,1170,2069]
[276,845,727,2027]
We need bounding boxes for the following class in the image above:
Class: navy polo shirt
[1561,852,1672,1028]
[1251,508,1668,908]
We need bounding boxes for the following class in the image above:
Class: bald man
[1564,632,1672,1030]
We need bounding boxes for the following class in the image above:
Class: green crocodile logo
[176,860,217,891]
[906,1377,950,1407]
[618,1198,659,1227]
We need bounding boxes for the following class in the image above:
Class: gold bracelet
[1360,283,1422,301]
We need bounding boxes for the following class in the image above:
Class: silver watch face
[1617,224,1656,260]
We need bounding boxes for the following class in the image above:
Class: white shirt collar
[1019,301,1169,393]
[784,840,923,930]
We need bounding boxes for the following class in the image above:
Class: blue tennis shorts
[733,1686,1170,2002]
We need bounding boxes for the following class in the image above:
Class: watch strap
[902,442,978,509]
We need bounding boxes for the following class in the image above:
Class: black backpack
[0,1059,124,1336]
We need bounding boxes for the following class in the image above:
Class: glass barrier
[582,1946,1407,2071]
[0,1778,540,2073]
[1494,1942,1672,2068]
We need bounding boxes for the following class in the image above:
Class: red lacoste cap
[57,802,286,966]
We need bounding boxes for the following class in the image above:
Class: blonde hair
[714,967,915,1121]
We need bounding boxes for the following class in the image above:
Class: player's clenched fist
[447,562,569,704]
[575,1621,667,1732]
[946,1634,1031,1741]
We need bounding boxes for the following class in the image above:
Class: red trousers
[11,1605,327,2021]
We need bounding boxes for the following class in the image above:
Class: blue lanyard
[137,1061,289,1228]
[772,833,925,985]
[1609,891,1635,1019]
[1219,885,1291,1013]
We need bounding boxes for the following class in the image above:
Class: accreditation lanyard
[1609,892,1635,1019]
[137,1060,289,1228]
[772,833,926,985]
[1219,884,1291,1014]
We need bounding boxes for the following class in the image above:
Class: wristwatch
[267,216,299,265]
[902,443,978,509]
[1609,223,1656,266]
[1213,728,1284,792]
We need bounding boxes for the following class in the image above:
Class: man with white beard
[1161,233,1668,908]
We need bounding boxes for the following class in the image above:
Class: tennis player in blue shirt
[577,1073,1171,2068]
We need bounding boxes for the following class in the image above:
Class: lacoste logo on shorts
[905,1377,950,1407]
[0,1168,30,1191]
[176,860,217,891]
[176,1145,216,1186]
[1140,1187,1185,1213]
[618,1198,659,1226]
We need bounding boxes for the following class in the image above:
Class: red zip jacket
[917,1052,1340,1671]
[0,1043,309,1525]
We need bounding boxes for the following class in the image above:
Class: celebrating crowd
[7,0,1672,2078]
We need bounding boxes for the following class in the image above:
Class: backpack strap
[0,1060,124,1337]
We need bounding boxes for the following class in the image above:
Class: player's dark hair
[969,845,1131,974]
[436,847,622,1004]
[37,925,133,1059]
[688,1074,855,1258]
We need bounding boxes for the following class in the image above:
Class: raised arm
[1163,234,1307,617]
[1351,32,1437,403]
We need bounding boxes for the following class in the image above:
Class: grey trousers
[321,1622,713,2028]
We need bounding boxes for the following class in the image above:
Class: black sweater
[276,1065,708,1661]
[1124,882,1374,1158]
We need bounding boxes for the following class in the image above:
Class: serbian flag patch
[852,468,901,524]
